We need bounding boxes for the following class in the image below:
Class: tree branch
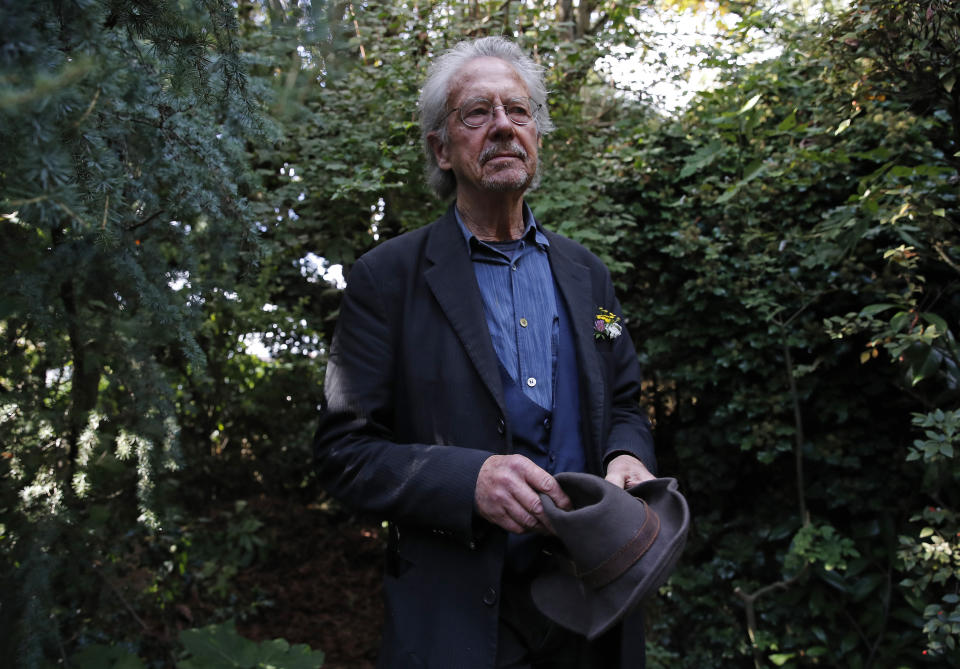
[126,209,165,232]
[934,240,960,276]
[73,87,100,128]
[783,341,808,524]
[95,566,150,632]
[734,568,807,669]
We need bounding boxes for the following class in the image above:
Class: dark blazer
[314,205,655,668]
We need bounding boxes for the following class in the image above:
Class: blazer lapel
[547,237,606,455]
[424,209,506,414]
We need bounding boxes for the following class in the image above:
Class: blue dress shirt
[456,205,559,410]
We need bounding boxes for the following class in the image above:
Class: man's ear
[427,131,451,170]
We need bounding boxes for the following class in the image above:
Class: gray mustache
[480,143,527,164]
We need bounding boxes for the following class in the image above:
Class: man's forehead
[448,56,530,104]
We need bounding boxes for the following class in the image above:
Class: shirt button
[519,318,528,328]
[497,418,505,435]
[483,587,498,606]
[543,418,551,430]
[526,377,537,388]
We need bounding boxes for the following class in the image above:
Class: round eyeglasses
[440,97,541,129]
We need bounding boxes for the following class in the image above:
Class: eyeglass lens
[460,97,535,127]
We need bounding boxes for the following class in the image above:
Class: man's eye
[508,105,531,117]
[464,106,490,118]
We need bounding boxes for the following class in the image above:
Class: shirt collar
[454,202,549,254]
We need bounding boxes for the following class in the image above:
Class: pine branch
[73,87,101,128]
[127,209,165,232]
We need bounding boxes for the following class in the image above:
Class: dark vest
[499,285,584,573]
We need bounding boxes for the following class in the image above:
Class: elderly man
[314,36,656,668]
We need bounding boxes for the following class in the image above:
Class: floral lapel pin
[594,307,623,341]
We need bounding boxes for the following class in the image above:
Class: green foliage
[59,621,324,669]
[898,409,960,656]
[898,503,960,656]
[909,409,960,464]
[144,499,274,611]
[178,620,324,669]
[68,643,145,669]
[614,1,960,665]
[225,500,269,567]
[0,0,273,664]
[785,523,860,574]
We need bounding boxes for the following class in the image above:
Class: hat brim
[530,477,689,639]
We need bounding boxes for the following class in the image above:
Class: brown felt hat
[530,473,690,640]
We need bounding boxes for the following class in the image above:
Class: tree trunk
[576,0,591,38]
[559,0,575,39]
[60,276,101,487]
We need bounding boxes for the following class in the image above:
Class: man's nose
[488,104,515,135]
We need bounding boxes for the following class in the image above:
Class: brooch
[594,307,623,341]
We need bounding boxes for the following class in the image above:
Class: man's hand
[604,453,655,489]
[475,454,571,534]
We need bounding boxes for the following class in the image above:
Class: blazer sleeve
[599,269,658,475]
[313,257,491,545]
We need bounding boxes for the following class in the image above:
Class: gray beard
[478,154,542,193]
[480,170,534,192]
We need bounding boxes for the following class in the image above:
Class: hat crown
[542,474,656,580]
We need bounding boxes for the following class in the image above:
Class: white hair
[418,36,554,200]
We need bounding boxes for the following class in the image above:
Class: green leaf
[178,621,324,669]
[769,653,796,666]
[921,312,949,333]
[716,184,740,204]
[180,621,259,667]
[72,645,145,669]
[739,94,762,114]
[859,303,898,317]
[679,142,727,179]
[777,110,798,132]
[890,311,911,332]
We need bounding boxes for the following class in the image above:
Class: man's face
[431,57,540,198]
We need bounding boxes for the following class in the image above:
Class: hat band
[576,499,661,589]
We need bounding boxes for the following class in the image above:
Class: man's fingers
[515,460,571,525]
[604,453,655,489]
[529,470,571,512]
[475,455,563,534]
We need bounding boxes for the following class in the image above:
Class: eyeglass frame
[438,96,542,130]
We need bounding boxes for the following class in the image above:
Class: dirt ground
[235,496,385,669]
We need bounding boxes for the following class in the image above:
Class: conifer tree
[0,1,260,664]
